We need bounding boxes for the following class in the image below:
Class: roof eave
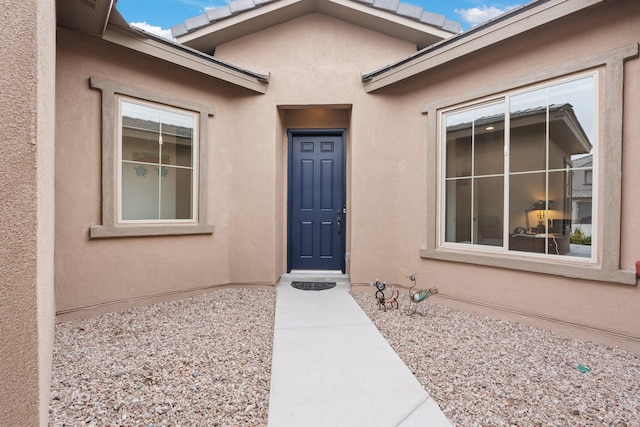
[320,0,457,48]
[176,0,458,53]
[361,0,607,92]
[101,23,270,94]
[56,0,115,35]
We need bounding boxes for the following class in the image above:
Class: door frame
[287,128,347,273]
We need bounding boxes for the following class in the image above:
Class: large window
[90,77,214,238]
[424,45,637,284]
[119,98,197,222]
[442,74,595,258]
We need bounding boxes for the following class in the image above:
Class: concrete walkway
[267,273,451,427]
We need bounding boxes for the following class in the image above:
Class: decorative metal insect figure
[373,279,399,312]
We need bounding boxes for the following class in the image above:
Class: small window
[119,98,197,222]
[89,77,214,238]
[584,170,593,185]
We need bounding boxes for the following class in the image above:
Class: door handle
[336,217,342,235]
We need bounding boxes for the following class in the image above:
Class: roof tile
[206,6,232,22]
[372,0,399,13]
[175,0,459,37]
[184,13,210,31]
[396,3,423,20]
[229,0,256,14]
[419,11,445,28]
[442,19,461,33]
[170,23,189,38]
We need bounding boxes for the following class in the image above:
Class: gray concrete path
[267,273,451,427]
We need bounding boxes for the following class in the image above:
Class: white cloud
[455,5,518,26]
[130,22,176,41]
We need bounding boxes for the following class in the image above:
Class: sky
[116,0,526,39]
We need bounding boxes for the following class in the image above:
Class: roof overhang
[56,4,270,94]
[56,0,115,35]
[176,0,456,54]
[102,23,270,93]
[362,0,608,92]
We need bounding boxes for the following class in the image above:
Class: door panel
[289,130,346,271]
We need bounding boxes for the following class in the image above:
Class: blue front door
[288,130,346,272]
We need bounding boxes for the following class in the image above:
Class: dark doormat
[291,281,336,291]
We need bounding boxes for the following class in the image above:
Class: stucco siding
[54,12,422,314]
[349,0,640,345]
[214,12,418,101]
[52,1,640,350]
[0,0,56,425]
[55,29,250,314]
[214,13,420,280]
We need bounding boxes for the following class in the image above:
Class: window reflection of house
[571,154,593,236]
[443,77,594,258]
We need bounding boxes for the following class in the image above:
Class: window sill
[420,248,637,285]
[90,224,214,239]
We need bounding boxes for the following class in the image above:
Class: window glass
[584,170,593,185]
[473,103,505,176]
[120,99,196,222]
[475,176,504,247]
[510,86,548,173]
[445,110,473,178]
[443,74,595,258]
[444,101,505,246]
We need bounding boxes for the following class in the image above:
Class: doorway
[288,129,346,272]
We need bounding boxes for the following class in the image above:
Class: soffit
[174,0,458,54]
[56,0,114,34]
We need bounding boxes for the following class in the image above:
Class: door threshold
[289,270,344,275]
[280,271,350,285]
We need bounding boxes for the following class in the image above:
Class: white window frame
[89,77,214,238]
[438,73,597,260]
[116,96,199,224]
[421,44,638,285]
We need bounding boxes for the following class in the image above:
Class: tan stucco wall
[0,0,56,425]
[215,13,417,279]
[55,13,417,315]
[55,2,640,352]
[216,2,640,348]
[56,15,404,312]
[55,29,247,314]
[345,0,640,347]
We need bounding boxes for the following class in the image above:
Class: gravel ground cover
[50,287,640,426]
[49,288,275,426]
[351,290,640,426]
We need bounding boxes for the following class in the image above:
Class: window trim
[420,44,638,285]
[89,77,214,238]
